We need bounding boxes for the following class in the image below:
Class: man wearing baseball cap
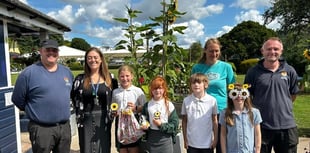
[12,39,74,153]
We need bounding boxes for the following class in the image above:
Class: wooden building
[0,0,70,152]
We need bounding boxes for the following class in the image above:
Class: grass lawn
[10,72,310,137]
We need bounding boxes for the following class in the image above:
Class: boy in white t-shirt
[181,73,218,153]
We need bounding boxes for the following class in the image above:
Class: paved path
[21,123,310,153]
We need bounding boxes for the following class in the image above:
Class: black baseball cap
[40,39,59,49]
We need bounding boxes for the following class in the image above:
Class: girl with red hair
[141,76,179,153]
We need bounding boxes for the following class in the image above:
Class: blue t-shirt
[12,62,73,124]
[219,108,262,153]
[192,61,235,112]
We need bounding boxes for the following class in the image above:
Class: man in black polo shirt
[244,37,299,153]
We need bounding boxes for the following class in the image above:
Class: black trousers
[28,120,71,153]
[261,127,298,153]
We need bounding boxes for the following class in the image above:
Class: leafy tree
[263,0,310,35]
[263,0,310,75]
[188,41,202,63]
[71,38,91,51]
[11,34,64,66]
[278,31,310,75]
[218,21,277,72]
[63,40,71,46]
[15,36,40,55]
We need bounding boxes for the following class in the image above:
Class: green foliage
[113,6,156,85]
[71,38,91,51]
[263,0,310,34]
[219,21,276,60]
[114,3,189,102]
[188,41,202,63]
[68,62,83,70]
[278,32,310,75]
[14,36,40,55]
[239,58,259,74]
[263,0,310,76]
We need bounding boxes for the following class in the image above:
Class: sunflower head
[110,103,118,111]
[303,49,310,60]
[154,111,161,119]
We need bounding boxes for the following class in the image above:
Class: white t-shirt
[181,93,217,148]
[147,98,175,130]
[112,85,146,111]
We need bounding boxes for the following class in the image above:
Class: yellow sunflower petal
[242,84,249,89]
[303,49,310,60]
[110,103,118,111]
[228,84,234,90]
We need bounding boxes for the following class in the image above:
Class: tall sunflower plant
[303,49,310,61]
[302,48,310,92]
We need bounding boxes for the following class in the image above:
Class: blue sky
[20,0,280,49]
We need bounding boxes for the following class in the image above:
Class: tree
[188,41,202,63]
[263,0,310,75]
[71,38,91,51]
[263,0,310,35]
[16,35,40,55]
[219,21,276,60]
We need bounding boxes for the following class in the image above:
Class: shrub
[68,62,83,70]
[239,58,259,74]
[227,62,237,72]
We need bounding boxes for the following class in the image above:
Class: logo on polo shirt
[280,71,288,80]
[64,77,71,86]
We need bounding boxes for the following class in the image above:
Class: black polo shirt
[244,59,299,130]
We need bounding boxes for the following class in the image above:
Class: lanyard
[91,77,100,97]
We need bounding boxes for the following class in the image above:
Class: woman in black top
[71,47,117,153]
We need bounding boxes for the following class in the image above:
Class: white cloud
[127,0,224,22]
[235,10,280,30]
[30,0,281,49]
[215,26,233,37]
[84,25,126,47]
[235,10,263,24]
[47,5,75,27]
[179,1,224,21]
[19,0,28,4]
[175,20,205,47]
[231,0,271,10]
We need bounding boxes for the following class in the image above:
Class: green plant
[239,58,259,74]
[113,1,188,102]
[68,62,83,70]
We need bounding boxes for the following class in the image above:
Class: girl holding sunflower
[141,76,179,153]
[112,65,147,153]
